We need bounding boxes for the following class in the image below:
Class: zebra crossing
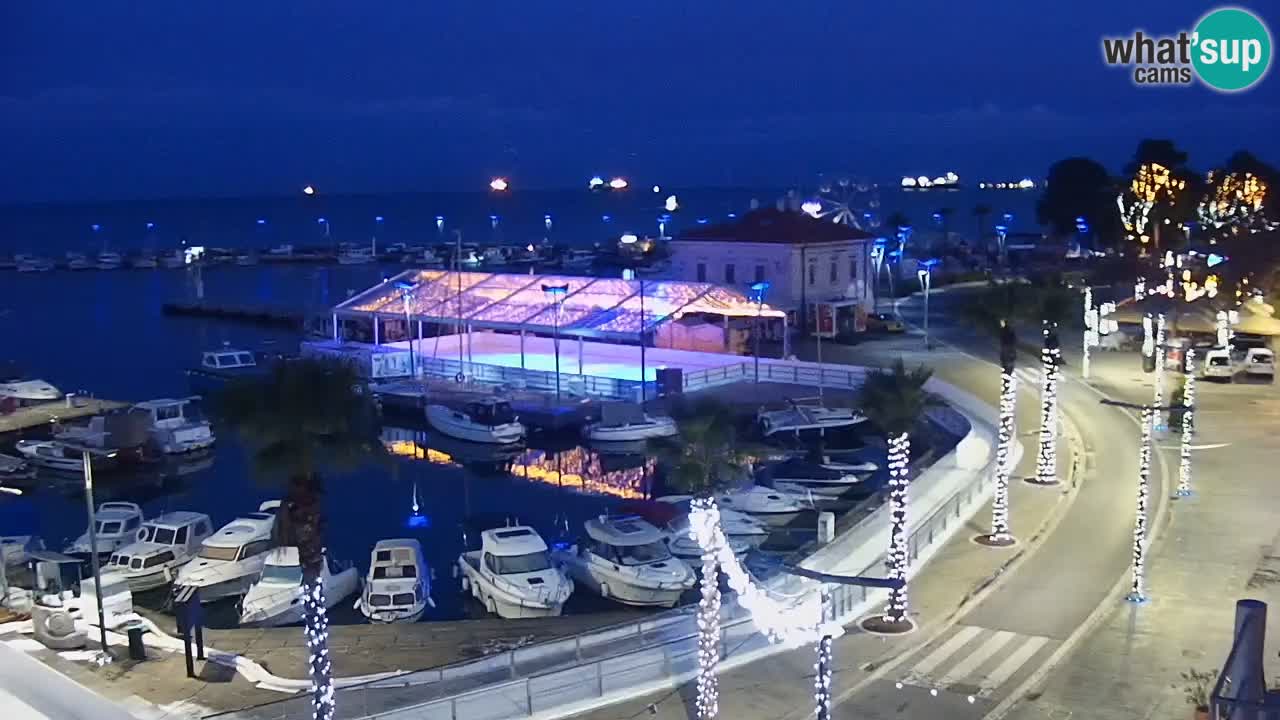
[895,625,1055,698]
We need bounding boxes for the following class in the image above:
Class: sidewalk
[572,343,1078,719]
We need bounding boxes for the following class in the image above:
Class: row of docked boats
[422,397,679,445]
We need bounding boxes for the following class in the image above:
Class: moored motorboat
[457,525,573,618]
[652,495,772,549]
[714,486,809,527]
[96,251,124,270]
[764,458,870,499]
[584,403,678,443]
[239,547,359,627]
[757,400,867,437]
[14,439,118,473]
[620,500,753,560]
[426,398,525,444]
[106,511,214,591]
[356,539,433,623]
[187,346,268,393]
[64,502,145,558]
[173,501,280,602]
[551,515,694,608]
[128,397,215,454]
[0,379,62,408]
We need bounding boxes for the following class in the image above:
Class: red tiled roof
[676,208,876,244]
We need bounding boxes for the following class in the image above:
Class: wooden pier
[0,398,129,435]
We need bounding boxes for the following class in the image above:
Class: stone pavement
[572,336,1078,719]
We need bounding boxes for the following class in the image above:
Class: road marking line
[938,630,1017,687]
[1157,442,1231,451]
[905,625,983,681]
[978,635,1050,697]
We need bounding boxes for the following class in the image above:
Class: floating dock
[161,301,304,329]
[0,398,129,435]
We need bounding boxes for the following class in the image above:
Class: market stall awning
[334,269,787,341]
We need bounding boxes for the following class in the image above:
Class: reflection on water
[381,426,654,500]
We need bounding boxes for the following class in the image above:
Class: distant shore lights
[588,176,605,190]
[665,194,679,212]
[801,200,822,218]
[901,171,960,189]
[609,177,629,190]
[489,177,509,192]
[303,185,316,195]
[978,178,1037,190]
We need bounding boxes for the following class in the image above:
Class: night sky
[3,1,1277,202]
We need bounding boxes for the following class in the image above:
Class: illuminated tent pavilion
[334,269,787,343]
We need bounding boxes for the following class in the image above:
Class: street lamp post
[638,278,647,403]
[870,243,885,314]
[542,284,569,403]
[917,260,936,350]
[395,282,416,378]
[749,281,770,384]
[79,446,117,661]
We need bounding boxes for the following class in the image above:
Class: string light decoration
[301,577,335,720]
[1216,310,1232,350]
[1033,321,1061,485]
[884,431,911,622]
[1135,277,1147,301]
[1129,407,1154,603]
[1153,314,1167,432]
[1118,162,1188,247]
[983,369,1017,544]
[1198,170,1277,236]
[696,525,722,720]
[814,589,833,720]
[1083,287,1098,379]
[1177,348,1196,497]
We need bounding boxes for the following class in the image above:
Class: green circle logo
[1192,7,1272,92]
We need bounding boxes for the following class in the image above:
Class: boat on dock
[457,525,573,618]
[0,379,62,409]
[756,399,867,438]
[714,486,809,526]
[106,511,214,592]
[173,501,280,602]
[620,500,754,560]
[763,458,871,499]
[584,402,678,443]
[128,397,215,454]
[356,539,433,623]
[187,346,268,392]
[426,398,525,444]
[14,439,119,473]
[652,496,772,549]
[338,246,376,265]
[552,515,694,608]
[64,502,145,558]
[239,547,359,627]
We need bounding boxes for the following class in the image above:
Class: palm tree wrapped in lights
[1030,285,1071,486]
[215,359,385,720]
[657,399,757,719]
[857,359,938,633]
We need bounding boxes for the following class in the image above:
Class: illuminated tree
[215,359,385,720]
[1118,140,1197,253]
[1198,152,1279,238]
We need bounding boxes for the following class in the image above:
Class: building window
[725,263,736,284]
[830,261,838,283]
[808,265,815,286]
[754,265,766,283]
[850,258,858,281]
[696,263,706,282]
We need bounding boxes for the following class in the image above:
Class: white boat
[0,379,62,407]
[621,502,751,560]
[585,403,678,442]
[96,251,124,270]
[551,516,695,608]
[14,439,118,473]
[714,486,808,527]
[765,458,870,499]
[64,502,145,557]
[457,526,573,618]
[173,501,280,602]
[129,254,158,269]
[1,536,45,566]
[356,539,434,623]
[756,400,867,437]
[128,397,215,454]
[653,496,772,549]
[266,244,294,258]
[16,256,54,272]
[239,547,359,627]
[106,512,214,592]
[67,252,93,270]
[426,398,525,444]
[337,247,376,265]
[560,249,597,270]
[403,248,442,266]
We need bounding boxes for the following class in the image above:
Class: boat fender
[460,576,469,592]
[599,582,611,599]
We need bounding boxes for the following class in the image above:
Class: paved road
[808,289,1162,719]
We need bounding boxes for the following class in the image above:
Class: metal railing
[414,356,643,400]
[681,361,866,394]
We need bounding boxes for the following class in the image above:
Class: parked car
[865,313,905,333]
[1245,347,1275,382]
[1203,346,1235,381]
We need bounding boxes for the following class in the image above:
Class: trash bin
[127,626,146,661]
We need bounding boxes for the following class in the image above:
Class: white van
[1203,347,1235,381]
[1245,347,1275,381]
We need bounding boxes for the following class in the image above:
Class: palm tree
[215,358,385,720]
[1029,283,1073,486]
[958,283,1021,545]
[856,359,937,633]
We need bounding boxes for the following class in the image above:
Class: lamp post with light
[77,444,117,662]
[394,281,417,378]
[749,281,770,384]
[542,284,569,402]
[918,259,938,350]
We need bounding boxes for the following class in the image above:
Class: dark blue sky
[3,1,1277,202]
